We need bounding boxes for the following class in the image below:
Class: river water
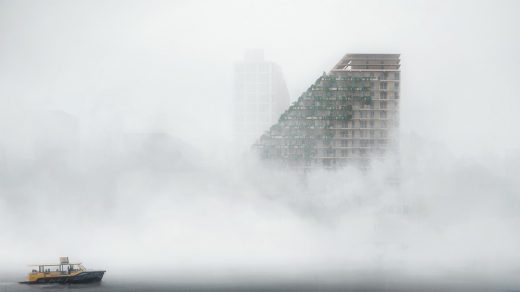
[2,279,520,292]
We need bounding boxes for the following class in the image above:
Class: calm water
[2,280,520,292]
[2,272,520,292]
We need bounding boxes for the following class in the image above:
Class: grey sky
[1,0,519,156]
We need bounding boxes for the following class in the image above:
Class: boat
[19,257,105,284]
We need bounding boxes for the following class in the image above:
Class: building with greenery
[253,54,400,169]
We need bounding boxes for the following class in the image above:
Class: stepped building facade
[253,54,400,169]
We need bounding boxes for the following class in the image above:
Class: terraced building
[253,54,400,169]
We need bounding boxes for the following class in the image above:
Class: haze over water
[1,0,520,291]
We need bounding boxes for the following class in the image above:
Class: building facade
[253,54,400,169]
[234,50,290,150]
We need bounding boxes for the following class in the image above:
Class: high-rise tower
[253,54,400,169]
[234,50,290,151]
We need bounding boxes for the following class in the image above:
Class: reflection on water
[2,280,520,292]
[1,282,103,291]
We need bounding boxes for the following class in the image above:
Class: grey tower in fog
[234,50,290,150]
[0,110,80,169]
[253,54,400,169]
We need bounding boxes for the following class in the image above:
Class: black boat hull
[20,271,105,284]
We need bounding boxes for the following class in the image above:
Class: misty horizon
[1,0,520,291]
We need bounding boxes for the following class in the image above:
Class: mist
[1,0,520,290]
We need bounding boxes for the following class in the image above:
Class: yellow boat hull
[20,270,105,284]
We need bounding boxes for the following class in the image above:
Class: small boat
[19,257,105,284]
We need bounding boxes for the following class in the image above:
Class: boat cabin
[27,257,86,282]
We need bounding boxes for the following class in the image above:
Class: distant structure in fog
[33,110,80,167]
[253,54,400,169]
[121,132,198,171]
[0,110,79,170]
[234,49,290,150]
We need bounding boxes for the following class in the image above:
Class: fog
[1,0,520,289]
